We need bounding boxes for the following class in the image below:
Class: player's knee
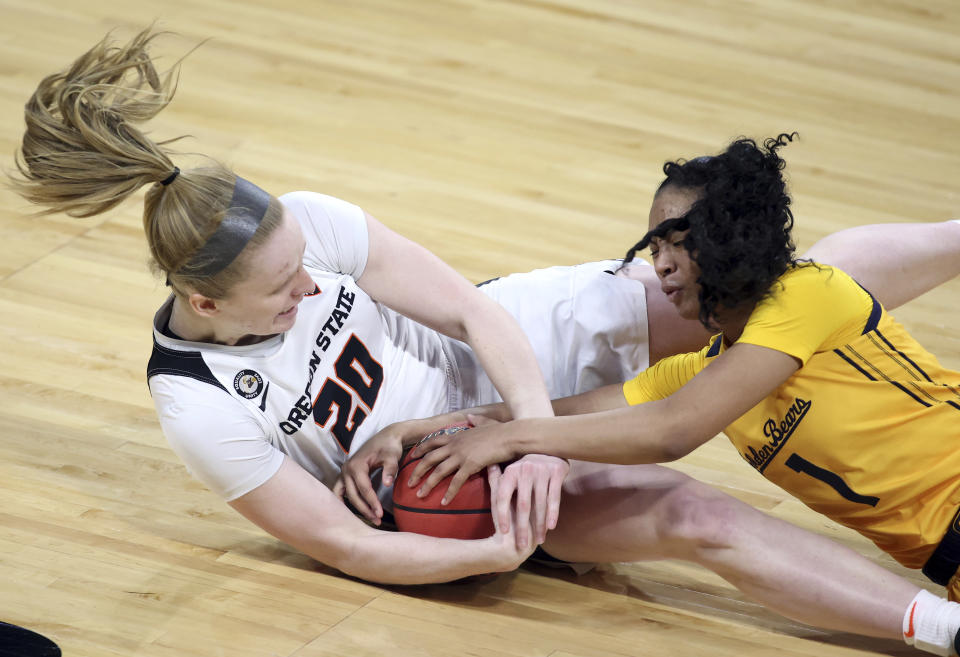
[655,481,746,555]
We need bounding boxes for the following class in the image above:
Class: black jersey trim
[874,328,934,383]
[865,332,944,406]
[785,453,879,506]
[146,337,229,394]
[706,335,723,358]
[833,348,875,380]
[834,347,932,408]
[850,279,882,335]
[862,292,882,335]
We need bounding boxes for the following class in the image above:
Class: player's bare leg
[802,220,960,310]
[543,461,960,654]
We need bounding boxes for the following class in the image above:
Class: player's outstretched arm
[410,343,799,501]
[229,458,534,584]
[406,381,647,493]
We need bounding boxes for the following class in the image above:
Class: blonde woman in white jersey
[14,27,960,655]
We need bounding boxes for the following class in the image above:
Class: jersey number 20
[312,335,384,452]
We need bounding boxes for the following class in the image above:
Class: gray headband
[178,176,272,279]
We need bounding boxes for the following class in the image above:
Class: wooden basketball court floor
[1,1,958,655]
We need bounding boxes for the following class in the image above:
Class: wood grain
[1,1,957,655]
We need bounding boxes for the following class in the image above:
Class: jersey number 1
[312,335,384,452]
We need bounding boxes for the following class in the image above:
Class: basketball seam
[393,503,491,515]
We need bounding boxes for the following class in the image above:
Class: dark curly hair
[624,133,800,329]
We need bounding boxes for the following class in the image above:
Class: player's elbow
[649,415,707,463]
[655,432,698,462]
[617,400,699,463]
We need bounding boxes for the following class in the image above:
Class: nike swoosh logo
[904,601,917,638]
[258,382,271,412]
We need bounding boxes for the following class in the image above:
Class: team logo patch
[233,370,265,399]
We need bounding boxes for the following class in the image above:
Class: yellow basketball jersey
[623,264,960,568]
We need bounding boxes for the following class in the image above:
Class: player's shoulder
[279,191,363,217]
[771,262,867,306]
[780,261,857,289]
[147,340,233,402]
[147,330,276,408]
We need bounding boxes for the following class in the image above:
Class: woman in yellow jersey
[404,134,960,655]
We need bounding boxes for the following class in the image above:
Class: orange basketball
[392,424,494,540]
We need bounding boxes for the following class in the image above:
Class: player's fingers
[545,471,564,533]
[332,477,345,500]
[487,465,506,534]
[344,460,381,519]
[353,469,383,520]
[496,466,519,539]
[409,447,450,486]
[343,475,378,524]
[533,468,549,544]
[410,432,454,458]
[416,455,460,497]
[514,465,533,549]
[381,457,399,487]
[441,466,473,505]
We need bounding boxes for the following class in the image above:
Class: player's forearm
[415,373,626,434]
[423,402,513,432]
[551,383,629,416]
[511,401,694,465]
[331,530,517,584]
[471,382,628,422]
[249,502,516,584]
[384,403,513,448]
[233,461,519,584]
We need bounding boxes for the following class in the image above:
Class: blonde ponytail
[11,27,283,299]
[13,28,180,217]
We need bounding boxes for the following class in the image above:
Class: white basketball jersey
[149,192,456,502]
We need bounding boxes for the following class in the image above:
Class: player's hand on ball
[334,421,411,524]
[409,416,519,504]
[487,464,538,569]
[393,423,496,540]
[496,454,568,549]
